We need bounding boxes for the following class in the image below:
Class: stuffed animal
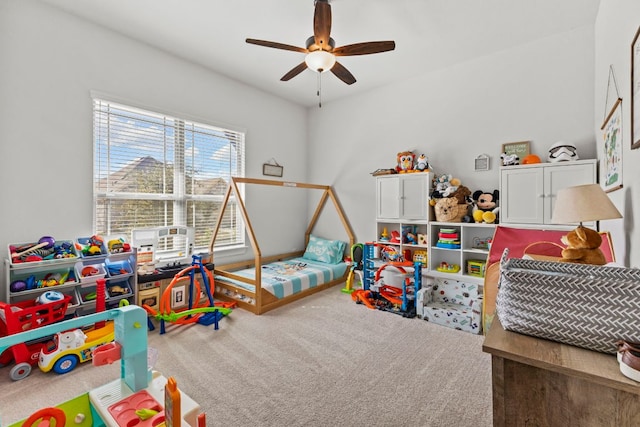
[471,190,500,224]
[449,184,471,205]
[500,152,520,166]
[396,151,416,173]
[415,154,430,171]
[430,174,455,200]
[559,226,606,265]
[434,197,468,222]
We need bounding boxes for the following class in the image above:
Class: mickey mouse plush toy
[471,190,500,224]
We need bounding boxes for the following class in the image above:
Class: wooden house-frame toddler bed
[208,177,355,314]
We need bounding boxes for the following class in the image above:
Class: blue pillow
[303,235,346,264]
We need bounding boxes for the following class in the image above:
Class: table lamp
[551,184,622,264]
[551,184,622,226]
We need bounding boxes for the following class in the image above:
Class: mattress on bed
[215,257,347,299]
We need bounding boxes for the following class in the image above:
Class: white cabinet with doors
[376,173,432,220]
[499,159,597,226]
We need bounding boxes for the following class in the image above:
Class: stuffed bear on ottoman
[560,225,606,265]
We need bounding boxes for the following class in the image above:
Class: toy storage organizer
[4,238,137,316]
[428,222,495,285]
[374,174,495,287]
[375,173,433,271]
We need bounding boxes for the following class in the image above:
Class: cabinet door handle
[538,194,545,198]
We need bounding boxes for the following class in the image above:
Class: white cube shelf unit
[375,172,433,268]
[428,222,496,285]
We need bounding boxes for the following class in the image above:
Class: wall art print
[601,97,623,193]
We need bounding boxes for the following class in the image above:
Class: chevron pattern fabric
[496,249,640,354]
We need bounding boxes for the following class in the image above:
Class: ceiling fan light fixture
[305,50,336,73]
[246,0,394,86]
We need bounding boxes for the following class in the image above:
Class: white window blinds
[93,99,245,250]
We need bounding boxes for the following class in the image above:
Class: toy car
[38,322,114,374]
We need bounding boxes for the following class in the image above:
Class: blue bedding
[215,257,347,299]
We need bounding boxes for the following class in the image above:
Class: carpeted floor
[0,287,493,426]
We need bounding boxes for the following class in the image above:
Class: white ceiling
[40,0,601,108]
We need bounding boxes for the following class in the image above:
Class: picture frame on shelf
[631,26,640,149]
[601,97,623,193]
[501,141,530,163]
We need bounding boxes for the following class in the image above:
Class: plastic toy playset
[1,246,233,425]
[0,293,73,380]
[351,243,422,318]
[0,305,207,427]
[142,254,233,334]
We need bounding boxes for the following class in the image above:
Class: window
[93,99,245,252]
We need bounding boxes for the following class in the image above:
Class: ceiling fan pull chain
[317,72,322,108]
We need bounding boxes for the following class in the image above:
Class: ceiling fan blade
[331,61,356,85]
[246,38,308,53]
[281,62,308,81]
[313,0,332,49]
[333,41,396,56]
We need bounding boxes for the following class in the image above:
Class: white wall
[595,0,640,267]
[0,0,309,292]
[309,26,598,247]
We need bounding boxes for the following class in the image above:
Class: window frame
[92,95,246,253]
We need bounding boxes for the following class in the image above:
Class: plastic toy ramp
[351,290,380,310]
[379,285,404,306]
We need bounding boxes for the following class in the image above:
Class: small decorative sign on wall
[262,161,283,177]
[474,154,490,171]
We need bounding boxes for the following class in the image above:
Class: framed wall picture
[632,26,640,149]
[474,154,490,171]
[601,97,623,193]
[501,141,530,162]
[263,163,283,177]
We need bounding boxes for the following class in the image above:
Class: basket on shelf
[433,197,469,223]
[496,248,640,354]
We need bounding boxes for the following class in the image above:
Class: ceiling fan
[246,0,396,86]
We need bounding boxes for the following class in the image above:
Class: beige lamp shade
[551,184,622,224]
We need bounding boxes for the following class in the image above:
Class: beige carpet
[0,288,492,426]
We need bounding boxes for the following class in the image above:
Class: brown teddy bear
[559,226,606,265]
[449,185,471,206]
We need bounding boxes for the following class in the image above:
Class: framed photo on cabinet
[632,26,640,149]
[601,97,623,193]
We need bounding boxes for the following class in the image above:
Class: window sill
[200,245,249,263]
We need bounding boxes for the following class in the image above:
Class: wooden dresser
[482,318,640,427]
